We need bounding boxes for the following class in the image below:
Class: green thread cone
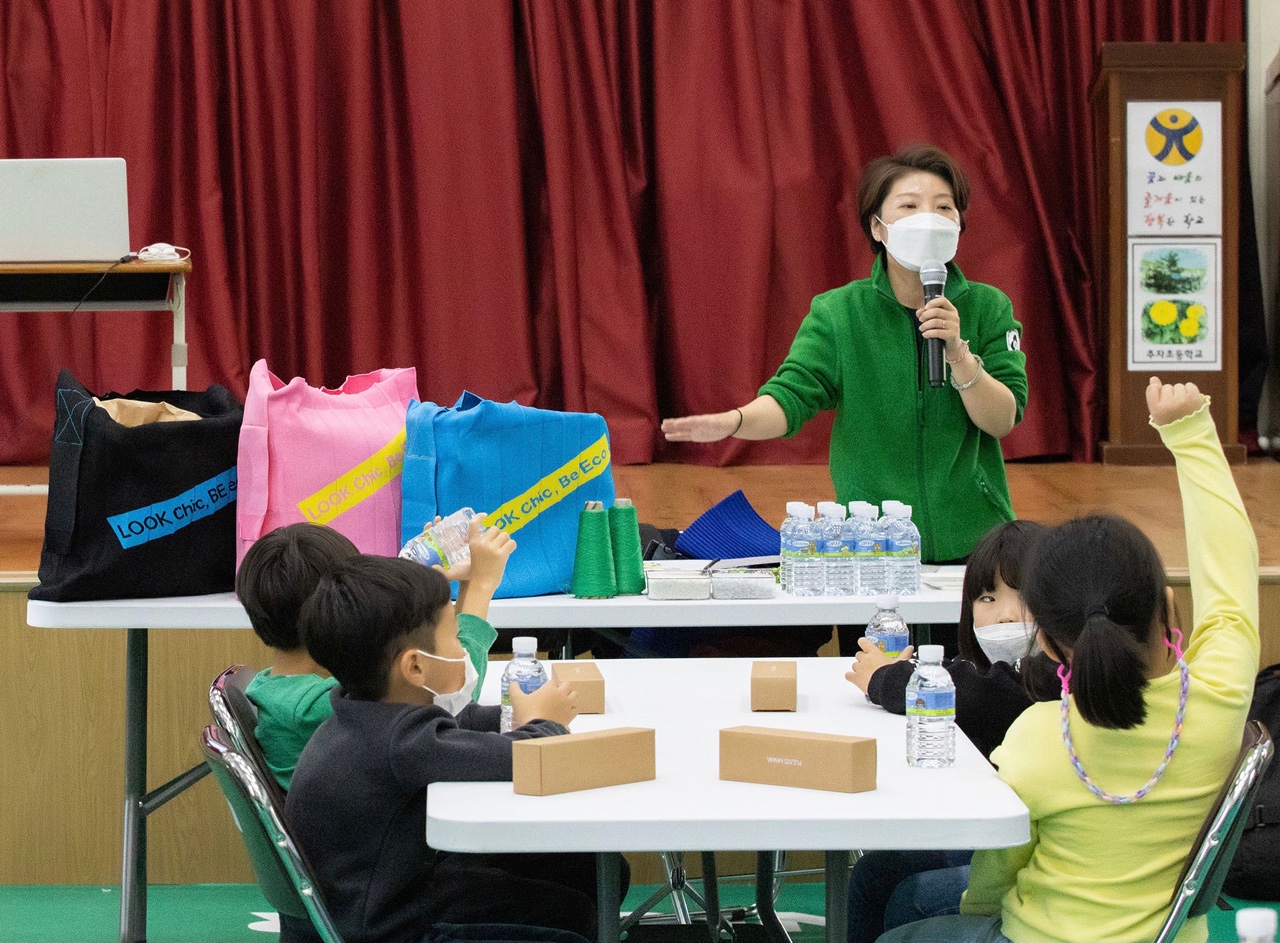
[570,501,617,598]
[608,498,646,595]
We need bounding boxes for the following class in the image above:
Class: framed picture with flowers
[1127,238,1221,372]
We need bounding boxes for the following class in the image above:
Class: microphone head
[919,260,947,288]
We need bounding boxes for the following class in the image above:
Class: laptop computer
[0,158,131,262]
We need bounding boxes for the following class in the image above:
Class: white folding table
[427,656,1029,943]
[25,579,963,943]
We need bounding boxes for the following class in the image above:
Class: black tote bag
[29,369,243,601]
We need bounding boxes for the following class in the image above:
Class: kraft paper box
[719,726,876,794]
[751,661,797,712]
[512,727,655,796]
[551,661,606,714]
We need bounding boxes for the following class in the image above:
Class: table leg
[170,273,187,390]
[700,852,721,942]
[120,628,148,943]
[597,851,623,943]
[755,851,789,943]
[824,850,851,943]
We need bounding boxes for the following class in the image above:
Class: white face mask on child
[973,622,1037,665]
[416,650,478,716]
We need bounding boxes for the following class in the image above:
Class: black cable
[67,253,137,316]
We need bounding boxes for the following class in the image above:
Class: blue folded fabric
[673,489,781,560]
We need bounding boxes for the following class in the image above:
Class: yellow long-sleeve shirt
[961,403,1260,943]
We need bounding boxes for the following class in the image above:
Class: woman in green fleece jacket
[662,145,1027,563]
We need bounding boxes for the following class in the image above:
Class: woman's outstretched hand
[1146,376,1207,427]
[661,411,740,442]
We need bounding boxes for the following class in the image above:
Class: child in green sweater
[238,519,510,789]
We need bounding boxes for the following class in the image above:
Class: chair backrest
[209,664,289,809]
[201,725,344,943]
[1155,719,1275,943]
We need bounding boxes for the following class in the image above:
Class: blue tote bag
[402,392,614,597]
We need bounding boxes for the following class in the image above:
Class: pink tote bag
[236,359,419,567]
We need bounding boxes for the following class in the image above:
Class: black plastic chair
[201,724,341,943]
[1154,719,1274,943]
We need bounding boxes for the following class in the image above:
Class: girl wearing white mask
[843,519,1057,943]
[662,145,1027,568]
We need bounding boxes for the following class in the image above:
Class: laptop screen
[0,158,131,262]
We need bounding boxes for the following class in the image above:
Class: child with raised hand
[879,377,1259,943]
[287,555,596,943]
[237,518,507,791]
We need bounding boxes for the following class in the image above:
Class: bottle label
[906,689,956,717]
[780,538,815,556]
[874,632,910,659]
[854,537,884,556]
[886,538,919,556]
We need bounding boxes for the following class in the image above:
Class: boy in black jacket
[287,555,597,943]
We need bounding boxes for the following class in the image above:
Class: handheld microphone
[920,260,948,388]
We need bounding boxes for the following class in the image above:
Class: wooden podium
[1092,43,1246,464]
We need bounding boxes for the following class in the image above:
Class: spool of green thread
[570,500,617,598]
[608,498,646,595]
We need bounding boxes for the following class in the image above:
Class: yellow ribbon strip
[482,434,610,534]
[297,429,406,525]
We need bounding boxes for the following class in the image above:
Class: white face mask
[974,621,1037,665]
[877,213,960,271]
[416,649,478,716]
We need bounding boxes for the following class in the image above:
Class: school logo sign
[1145,108,1202,166]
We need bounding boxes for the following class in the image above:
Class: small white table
[0,259,191,499]
[25,582,963,943]
[427,657,1029,943]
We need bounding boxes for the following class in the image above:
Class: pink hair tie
[1057,662,1072,694]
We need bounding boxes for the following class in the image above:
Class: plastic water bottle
[906,644,956,768]
[853,502,889,596]
[817,502,855,596]
[886,503,922,596]
[791,505,826,596]
[499,637,548,733]
[779,502,806,594]
[1237,909,1278,943]
[866,594,911,658]
[400,507,476,572]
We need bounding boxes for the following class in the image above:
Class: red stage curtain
[0,0,1243,466]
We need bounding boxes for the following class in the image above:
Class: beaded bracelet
[950,354,985,392]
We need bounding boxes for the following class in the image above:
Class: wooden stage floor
[3,457,1279,577]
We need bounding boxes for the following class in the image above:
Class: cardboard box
[512,727,656,796]
[751,661,797,712]
[551,661,606,714]
[719,726,876,794]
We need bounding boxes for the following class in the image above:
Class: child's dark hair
[237,523,359,649]
[957,520,1046,669]
[1022,514,1169,730]
[299,555,452,701]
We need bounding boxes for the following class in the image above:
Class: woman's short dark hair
[857,144,971,255]
[299,555,452,701]
[236,523,359,650]
[957,519,1047,669]
[1022,515,1169,730]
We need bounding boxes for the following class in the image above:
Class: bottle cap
[817,501,845,519]
[1237,909,1278,940]
[786,501,808,516]
[511,636,538,655]
[613,497,633,507]
[918,644,944,663]
[799,503,816,519]
[898,504,913,517]
[876,593,900,610]
[851,501,876,519]
[882,500,902,515]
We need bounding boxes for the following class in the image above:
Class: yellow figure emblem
[1145,109,1202,166]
